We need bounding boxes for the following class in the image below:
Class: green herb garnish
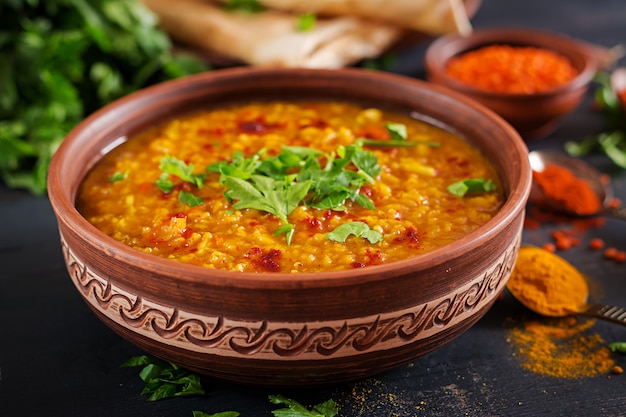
[179,190,205,207]
[211,145,381,244]
[223,175,312,244]
[109,170,128,182]
[385,122,407,141]
[121,355,205,401]
[0,0,207,195]
[296,12,316,32]
[608,341,626,354]
[326,221,383,244]
[159,155,205,188]
[269,394,338,417]
[192,412,240,417]
[156,155,207,205]
[357,122,440,148]
[447,178,496,197]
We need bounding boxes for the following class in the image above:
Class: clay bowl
[424,27,600,139]
[47,67,531,386]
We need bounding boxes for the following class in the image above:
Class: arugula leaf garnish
[447,178,496,197]
[121,355,205,401]
[269,394,338,417]
[326,221,383,244]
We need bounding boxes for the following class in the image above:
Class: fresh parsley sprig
[121,355,205,401]
[209,145,381,244]
[156,155,207,206]
[326,221,383,244]
[0,0,207,195]
[447,178,496,197]
[356,122,440,148]
[269,394,339,417]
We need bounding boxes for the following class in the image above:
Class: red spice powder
[446,45,578,94]
[532,164,601,216]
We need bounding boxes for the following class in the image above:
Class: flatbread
[215,0,473,35]
[143,0,402,68]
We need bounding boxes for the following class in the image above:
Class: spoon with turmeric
[528,150,626,220]
[506,246,626,326]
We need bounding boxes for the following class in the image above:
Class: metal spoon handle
[581,303,626,326]
[603,206,626,221]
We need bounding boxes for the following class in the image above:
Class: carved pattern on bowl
[61,231,518,360]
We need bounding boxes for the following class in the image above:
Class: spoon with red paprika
[528,150,626,220]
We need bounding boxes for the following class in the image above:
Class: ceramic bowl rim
[424,26,598,99]
[47,67,531,289]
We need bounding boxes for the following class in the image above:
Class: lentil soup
[77,101,504,273]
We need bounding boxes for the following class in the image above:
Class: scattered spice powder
[532,163,602,216]
[524,161,626,264]
[507,246,588,317]
[445,45,577,94]
[508,317,615,379]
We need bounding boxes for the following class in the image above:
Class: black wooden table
[1,0,625,416]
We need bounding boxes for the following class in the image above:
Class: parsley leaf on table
[121,355,205,401]
[0,0,208,195]
[564,71,626,168]
[192,412,240,417]
[269,394,339,417]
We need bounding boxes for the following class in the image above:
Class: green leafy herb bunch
[0,0,207,194]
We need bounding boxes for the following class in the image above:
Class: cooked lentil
[77,102,503,273]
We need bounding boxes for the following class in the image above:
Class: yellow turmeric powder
[506,246,588,316]
[506,246,615,378]
[508,317,615,378]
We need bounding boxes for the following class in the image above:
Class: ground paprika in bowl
[425,27,600,139]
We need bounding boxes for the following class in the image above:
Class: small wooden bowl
[424,27,600,139]
[47,67,531,386]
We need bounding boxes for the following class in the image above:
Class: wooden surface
[1,0,625,415]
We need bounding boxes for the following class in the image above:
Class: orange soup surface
[77,102,504,273]
[445,45,578,94]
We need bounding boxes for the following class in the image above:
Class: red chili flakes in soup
[77,102,504,273]
[445,45,578,94]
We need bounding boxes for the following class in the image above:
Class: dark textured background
[1,0,625,415]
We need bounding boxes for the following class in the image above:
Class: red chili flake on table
[589,238,605,250]
[604,247,619,260]
[445,45,578,94]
